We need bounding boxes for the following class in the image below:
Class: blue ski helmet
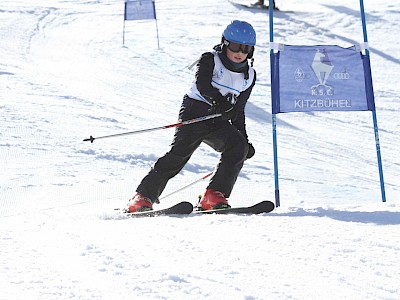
[223,20,256,46]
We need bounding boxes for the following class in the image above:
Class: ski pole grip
[83,136,95,143]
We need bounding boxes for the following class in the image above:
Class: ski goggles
[224,40,254,54]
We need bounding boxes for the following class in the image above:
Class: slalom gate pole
[159,171,214,201]
[83,113,221,143]
[359,0,386,202]
[269,1,280,207]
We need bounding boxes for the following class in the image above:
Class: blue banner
[271,45,375,114]
[125,0,156,21]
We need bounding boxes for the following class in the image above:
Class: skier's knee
[227,132,248,161]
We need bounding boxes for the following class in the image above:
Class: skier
[251,0,276,9]
[126,20,257,212]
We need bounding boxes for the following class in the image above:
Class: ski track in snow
[1,0,400,299]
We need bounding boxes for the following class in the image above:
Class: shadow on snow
[270,207,400,225]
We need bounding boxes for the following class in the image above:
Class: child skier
[126,20,257,212]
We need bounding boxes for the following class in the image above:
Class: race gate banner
[124,0,156,21]
[271,45,375,114]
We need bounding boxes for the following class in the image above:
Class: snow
[1,0,399,299]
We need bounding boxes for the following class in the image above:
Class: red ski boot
[197,189,231,211]
[125,193,153,213]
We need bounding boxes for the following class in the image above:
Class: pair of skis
[123,201,275,218]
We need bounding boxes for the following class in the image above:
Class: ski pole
[159,171,214,201]
[83,113,221,143]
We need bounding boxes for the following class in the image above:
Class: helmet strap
[250,57,254,67]
[213,44,223,53]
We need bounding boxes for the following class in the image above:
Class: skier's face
[226,47,248,63]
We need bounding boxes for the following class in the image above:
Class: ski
[239,4,279,10]
[194,201,275,215]
[118,201,274,217]
[123,201,193,218]
[229,1,293,13]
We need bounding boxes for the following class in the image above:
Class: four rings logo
[333,71,350,79]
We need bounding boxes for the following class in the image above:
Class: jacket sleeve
[195,52,223,104]
[231,70,257,142]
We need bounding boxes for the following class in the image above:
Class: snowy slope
[1,0,399,299]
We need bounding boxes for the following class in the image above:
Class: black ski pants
[136,97,248,203]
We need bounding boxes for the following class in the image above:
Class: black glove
[246,143,255,159]
[212,93,237,120]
